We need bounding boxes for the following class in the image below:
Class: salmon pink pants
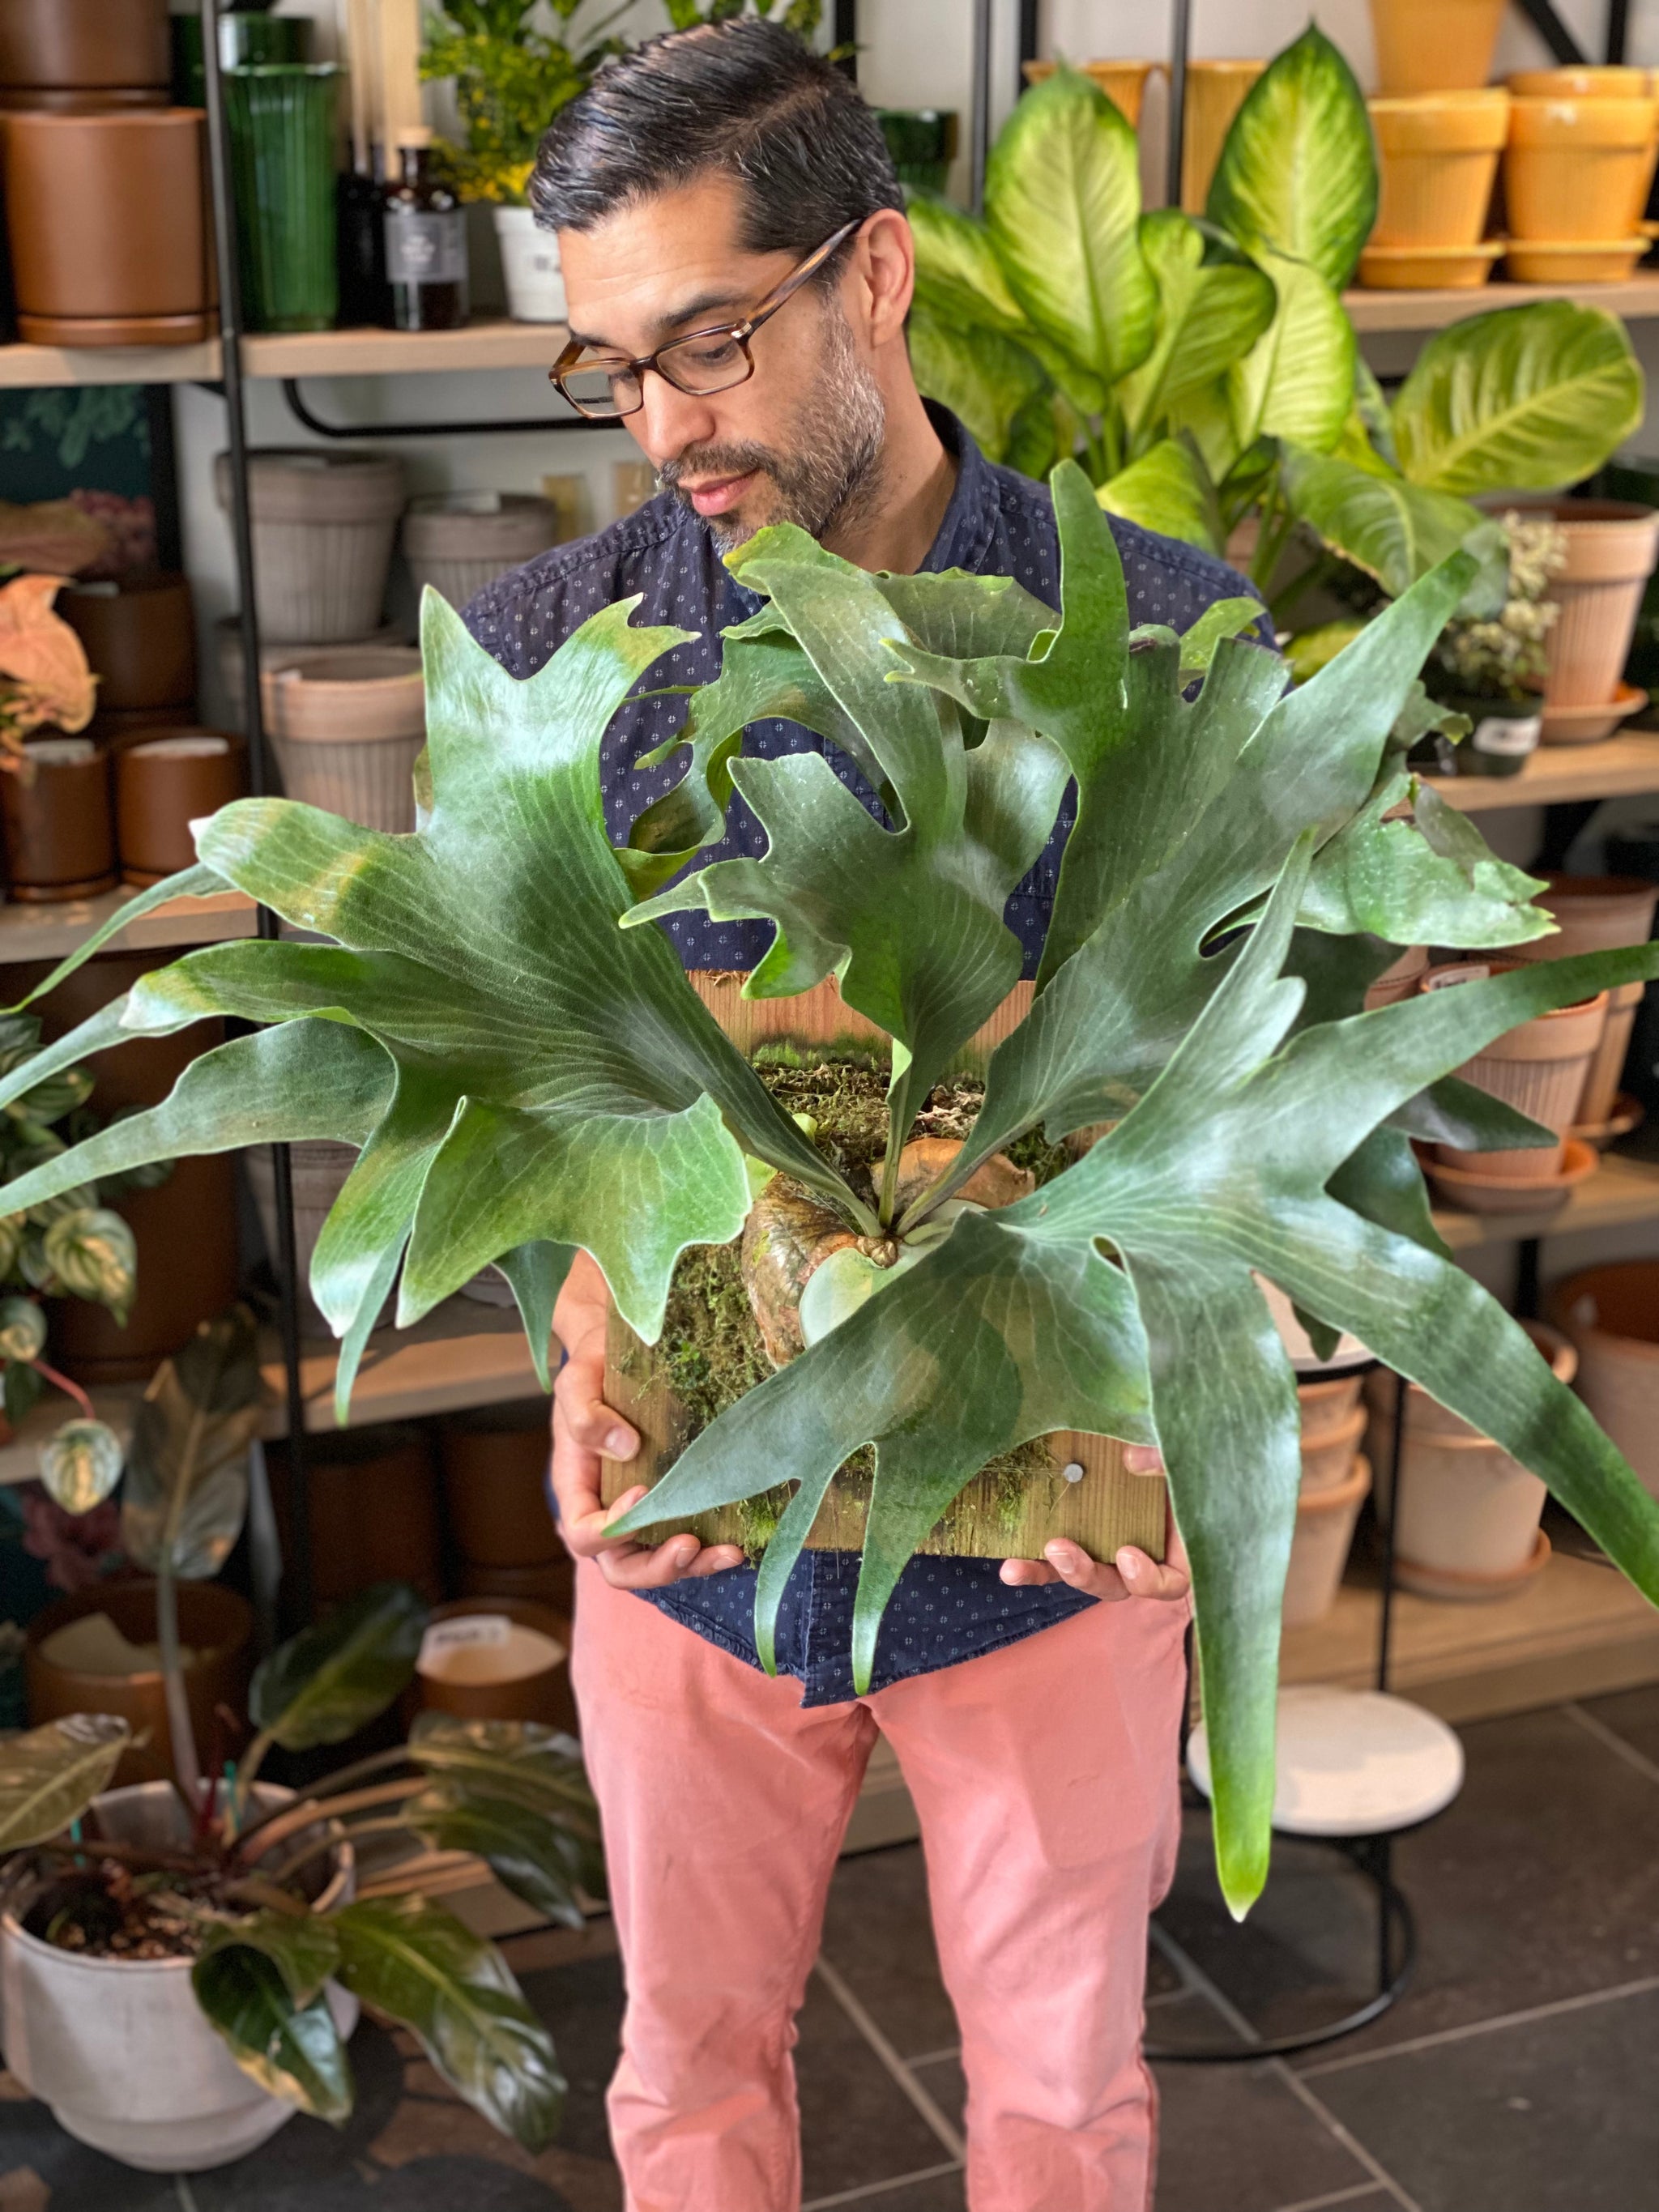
[570,1558,1189,2212]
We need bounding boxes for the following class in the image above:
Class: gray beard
[658,308,887,550]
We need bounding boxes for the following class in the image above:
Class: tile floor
[3,1683,1658,2210]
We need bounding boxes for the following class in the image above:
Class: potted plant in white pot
[420,0,628,322]
[2,463,1659,1922]
[0,1317,599,2172]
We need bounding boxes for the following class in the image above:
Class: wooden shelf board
[1425,731,1659,814]
[0,887,257,968]
[0,320,571,390]
[0,337,222,390]
[1431,1149,1659,1249]
[256,1294,549,1436]
[1282,1544,1659,1724]
[1344,272,1659,332]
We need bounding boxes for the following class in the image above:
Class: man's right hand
[551,1251,746,1588]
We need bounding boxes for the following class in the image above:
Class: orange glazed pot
[1504,96,1659,242]
[1367,91,1508,249]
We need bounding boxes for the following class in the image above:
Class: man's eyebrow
[566,288,752,353]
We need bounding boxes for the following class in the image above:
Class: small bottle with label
[382,126,468,333]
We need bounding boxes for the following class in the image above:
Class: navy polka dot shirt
[464,407,1262,1703]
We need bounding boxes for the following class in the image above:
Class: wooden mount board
[599,973,1166,1565]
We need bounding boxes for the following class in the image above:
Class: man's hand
[551,1251,745,1588]
[999,1443,1191,1603]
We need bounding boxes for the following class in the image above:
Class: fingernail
[674,1538,697,1562]
[1116,1548,1140,1577]
[1045,1541,1075,1569]
[606,1428,635,1457]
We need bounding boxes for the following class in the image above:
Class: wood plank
[256,1296,548,1435]
[0,887,256,967]
[0,337,221,389]
[1426,731,1659,814]
[1281,1545,1659,1724]
[241,318,571,381]
[1344,272,1659,332]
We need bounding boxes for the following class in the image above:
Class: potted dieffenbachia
[2,463,1657,1916]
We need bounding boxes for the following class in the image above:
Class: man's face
[558,176,886,548]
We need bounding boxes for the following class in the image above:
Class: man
[463,23,1260,2207]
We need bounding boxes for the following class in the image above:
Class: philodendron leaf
[1279,447,1507,615]
[332,1896,565,2151]
[983,62,1156,390]
[407,1714,601,1831]
[1115,212,1277,454]
[1392,300,1643,496]
[39,1419,125,1515]
[1205,24,1377,291]
[0,595,851,1356]
[1096,437,1222,553]
[120,1306,267,1578]
[193,1912,352,2124]
[248,1582,428,1750]
[0,1715,130,1847]
[403,1786,594,1929]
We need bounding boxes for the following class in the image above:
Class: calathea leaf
[331,1896,565,2151]
[41,1208,134,1319]
[39,1419,125,1515]
[1096,437,1222,553]
[193,1912,352,2124]
[0,1714,130,1848]
[0,1295,45,1362]
[248,1581,428,1750]
[1279,446,1507,615]
[1115,212,1277,455]
[1205,25,1377,292]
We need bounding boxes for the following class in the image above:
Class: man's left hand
[999,1444,1190,1603]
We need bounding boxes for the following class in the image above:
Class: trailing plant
[663,0,823,32]
[0,1575,599,2150]
[420,0,632,205]
[909,28,1640,595]
[0,574,97,774]
[2,467,1658,1916]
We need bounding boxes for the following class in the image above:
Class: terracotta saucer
[1395,1528,1551,1603]
[1356,239,1503,290]
[1427,1136,1597,1213]
[1572,1092,1645,1150]
[1506,237,1648,283]
[1541,681,1648,745]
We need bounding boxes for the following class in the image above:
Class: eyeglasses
[549,219,860,421]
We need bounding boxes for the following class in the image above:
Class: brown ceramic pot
[0,737,115,900]
[457,1557,574,1613]
[0,0,170,92]
[268,1423,445,1608]
[3,108,211,345]
[115,729,246,885]
[25,1579,254,1791]
[438,1400,557,1569]
[412,1596,575,1732]
[0,87,168,113]
[87,704,195,755]
[58,573,195,713]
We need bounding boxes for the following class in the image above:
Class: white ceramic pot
[493,204,566,322]
[0,1781,356,2172]
[213,450,406,646]
[402,491,564,610]
[261,647,426,833]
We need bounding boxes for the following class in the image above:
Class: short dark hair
[530,19,903,259]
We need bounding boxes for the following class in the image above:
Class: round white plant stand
[1155,1686,1465,2062]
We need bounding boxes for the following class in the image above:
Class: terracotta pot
[402,493,563,612]
[1283,1456,1370,1629]
[458,1556,574,1612]
[1368,91,1508,249]
[1424,961,1608,1178]
[1180,61,1265,213]
[57,573,194,714]
[87,705,194,754]
[1298,1371,1366,1441]
[0,737,115,901]
[413,1596,574,1731]
[1509,876,1659,1123]
[0,0,170,91]
[1370,0,1506,95]
[1020,58,1158,127]
[0,87,168,113]
[1366,1319,1575,1443]
[1508,66,1651,99]
[24,1580,253,1790]
[215,615,406,727]
[213,450,405,644]
[1550,1262,1659,1498]
[243,1138,372,1332]
[1427,1136,1597,1212]
[261,650,425,833]
[114,730,246,887]
[268,1422,443,1607]
[1300,1404,1367,1494]
[1507,502,1659,714]
[1357,239,1502,288]
[1504,97,1659,242]
[438,1401,557,1568]
[1364,943,1427,1009]
[1504,237,1648,282]
[2,109,211,346]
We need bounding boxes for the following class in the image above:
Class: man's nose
[631,373,720,469]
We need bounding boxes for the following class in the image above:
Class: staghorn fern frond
[2,463,1657,1915]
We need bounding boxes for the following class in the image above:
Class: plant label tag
[1470,714,1541,758]
[419,1615,511,1670]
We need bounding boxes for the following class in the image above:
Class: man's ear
[856,207,916,347]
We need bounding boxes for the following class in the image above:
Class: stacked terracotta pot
[1359,88,1509,290]
[1500,499,1659,746]
[1018,58,1264,211]
[1503,67,1659,288]
[1364,1321,1573,1600]
[1285,1371,1372,1627]
[0,0,213,347]
[1550,1261,1659,1499]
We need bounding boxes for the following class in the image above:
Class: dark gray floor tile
[804,2171,966,2211]
[821,1845,959,2061]
[799,1974,954,2198]
[1580,1681,1659,1772]
[1311,1982,1659,2211]
[0,2083,178,2212]
[910,2053,965,2132]
[1158,1702,1659,2064]
[1150,2000,1373,2212]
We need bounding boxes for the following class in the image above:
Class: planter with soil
[1510,874,1659,1127]
[0,735,116,900]
[403,492,563,609]
[413,1596,574,1731]
[115,731,247,886]
[601,977,1166,1566]
[1422,960,1607,1183]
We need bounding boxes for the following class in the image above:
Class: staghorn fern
[2,461,1657,1916]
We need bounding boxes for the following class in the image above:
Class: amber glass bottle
[382,126,467,332]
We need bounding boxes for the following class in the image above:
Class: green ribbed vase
[224,62,341,335]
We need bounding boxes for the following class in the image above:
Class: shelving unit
[0,886,256,964]
[1427,731,1659,813]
